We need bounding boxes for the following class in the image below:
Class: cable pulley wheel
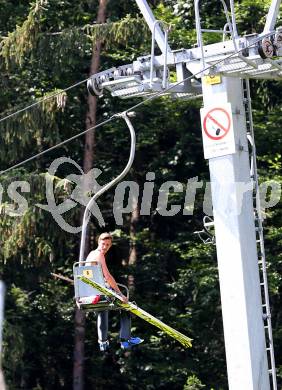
[274,32,282,50]
[87,78,103,97]
[258,37,276,59]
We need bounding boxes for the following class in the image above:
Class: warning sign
[200,103,236,159]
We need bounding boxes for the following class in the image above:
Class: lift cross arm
[263,0,282,34]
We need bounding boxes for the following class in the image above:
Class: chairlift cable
[0,77,90,125]
[0,116,113,175]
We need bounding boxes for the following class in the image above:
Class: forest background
[0,0,281,389]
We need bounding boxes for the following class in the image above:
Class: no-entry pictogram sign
[200,103,236,159]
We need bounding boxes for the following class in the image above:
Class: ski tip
[181,339,193,348]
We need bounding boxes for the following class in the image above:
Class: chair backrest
[73,261,117,311]
[74,261,105,298]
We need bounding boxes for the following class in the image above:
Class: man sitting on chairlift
[86,232,143,351]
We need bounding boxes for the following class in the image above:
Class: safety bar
[150,20,169,89]
[135,0,172,54]
[194,0,239,70]
[194,0,258,72]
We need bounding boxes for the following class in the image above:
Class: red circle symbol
[203,107,231,140]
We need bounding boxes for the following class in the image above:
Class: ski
[78,275,192,348]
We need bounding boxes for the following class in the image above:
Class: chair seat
[77,294,119,311]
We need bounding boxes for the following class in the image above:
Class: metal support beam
[263,0,281,34]
[135,0,172,54]
[202,77,270,390]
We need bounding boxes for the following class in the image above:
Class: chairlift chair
[74,112,135,312]
[73,261,129,311]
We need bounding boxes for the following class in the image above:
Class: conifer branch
[0,0,49,68]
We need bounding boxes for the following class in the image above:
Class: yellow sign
[83,269,93,278]
[204,75,222,85]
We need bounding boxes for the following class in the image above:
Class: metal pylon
[243,78,277,390]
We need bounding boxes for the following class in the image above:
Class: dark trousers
[97,310,131,341]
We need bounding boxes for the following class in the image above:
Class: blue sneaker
[121,337,144,350]
[99,340,109,352]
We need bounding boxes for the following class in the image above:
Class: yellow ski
[78,275,192,348]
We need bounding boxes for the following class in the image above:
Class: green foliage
[0,1,281,389]
[184,375,205,389]
[234,0,277,34]
[1,0,49,68]
[0,170,77,264]
[87,14,149,49]
[154,3,196,47]
[0,92,67,166]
